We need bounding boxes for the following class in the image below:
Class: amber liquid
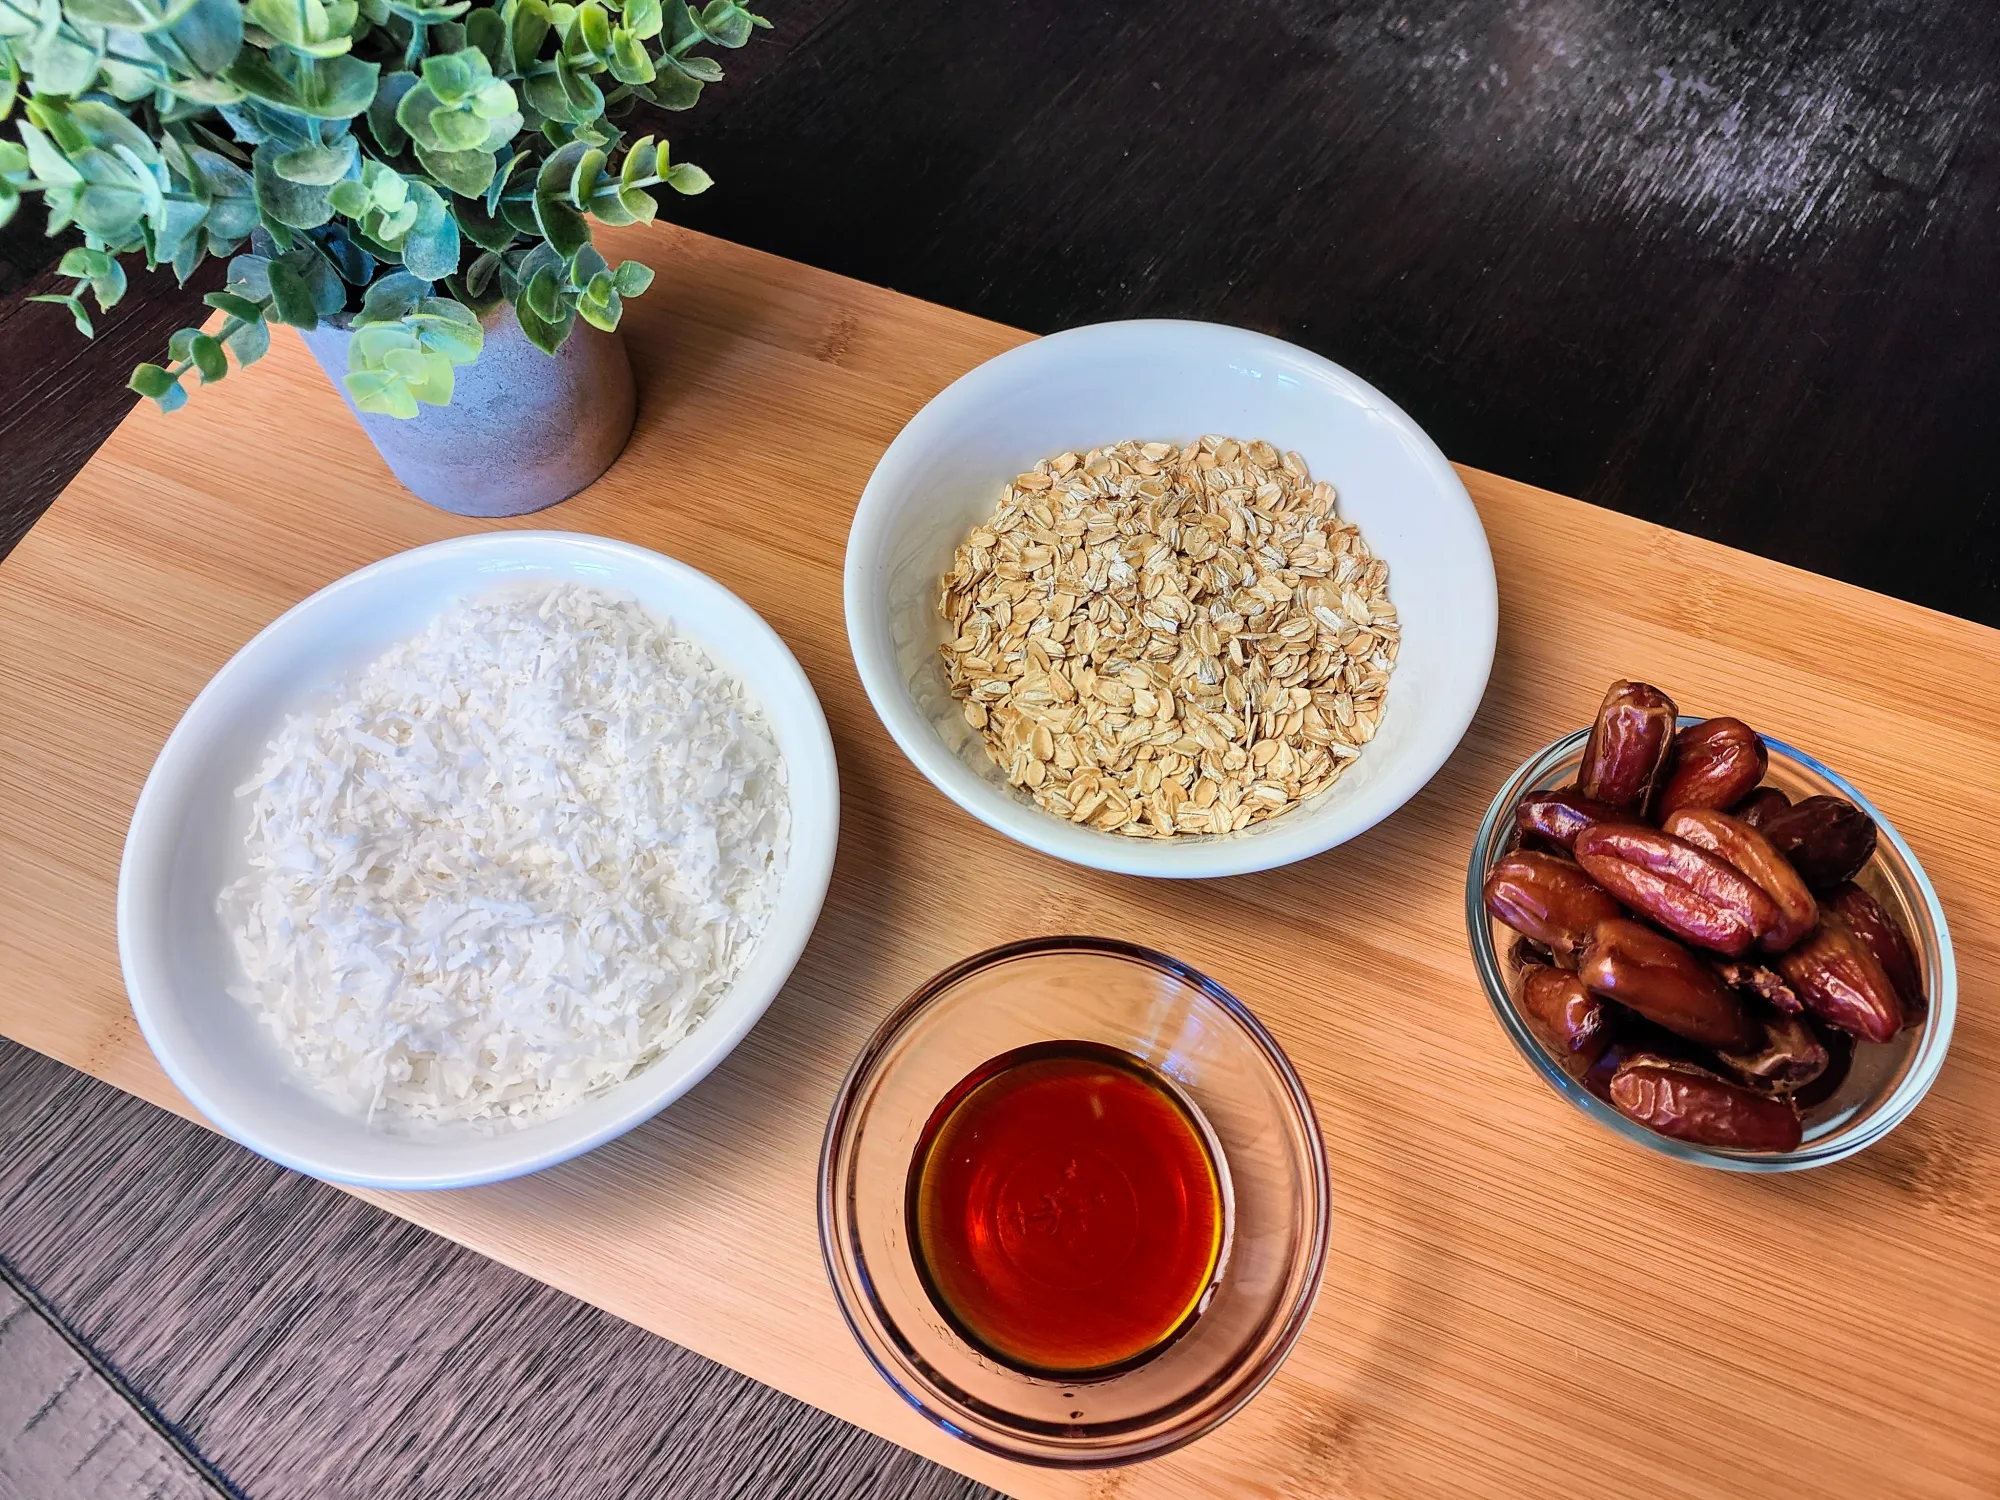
[908,1041,1226,1375]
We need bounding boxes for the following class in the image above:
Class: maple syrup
[908,1041,1227,1375]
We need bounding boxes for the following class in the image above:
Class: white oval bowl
[119,532,839,1190]
[844,320,1497,878]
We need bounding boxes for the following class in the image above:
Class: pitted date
[1483,849,1625,961]
[1573,823,1778,956]
[1776,912,1905,1043]
[1715,1010,1829,1092]
[1510,933,1558,971]
[1578,680,1678,815]
[1660,807,1817,952]
[1790,1022,1855,1110]
[1713,960,1803,1014]
[1733,787,1791,830]
[1517,964,1610,1074]
[1607,1057,1804,1152]
[1658,718,1768,818]
[1758,795,1877,891]
[1515,788,1621,851]
[1827,882,1925,1026]
[1577,917,1758,1050]
[1498,675,1921,1155]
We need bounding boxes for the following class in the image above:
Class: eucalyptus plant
[0,0,765,415]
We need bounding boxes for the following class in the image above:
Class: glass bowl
[1467,724,1956,1171]
[818,937,1329,1466]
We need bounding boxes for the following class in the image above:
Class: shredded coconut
[219,580,790,1130]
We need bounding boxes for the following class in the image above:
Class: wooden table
[2,223,1995,1500]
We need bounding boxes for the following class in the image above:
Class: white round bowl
[844,319,1497,878]
[119,532,840,1190]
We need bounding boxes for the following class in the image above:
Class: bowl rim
[843,316,1498,879]
[117,530,840,1190]
[1466,723,1957,1172]
[817,934,1332,1466]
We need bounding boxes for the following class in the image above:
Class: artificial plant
[0,0,765,415]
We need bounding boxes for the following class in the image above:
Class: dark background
[5,0,1997,627]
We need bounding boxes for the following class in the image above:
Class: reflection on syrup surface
[908,1041,1225,1375]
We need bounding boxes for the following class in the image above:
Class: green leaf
[226,251,273,297]
[345,367,418,417]
[129,361,177,398]
[576,281,617,331]
[463,247,500,297]
[396,179,459,276]
[521,68,567,121]
[610,258,650,297]
[204,289,265,320]
[483,143,527,212]
[290,242,347,312]
[498,192,538,235]
[554,51,600,119]
[271,135,358,185]
[420,48,476,103]
[228,50,380,119]
[189,330,227,381]
[533,182,586,255]
[647,62,698,108]
[621,0,659,39]
[406,297,480,361]
[427,104,488,150]
[673,52,720,81]
[507,0,550,73]
[327,176,369,215]
[57,246,127,308]
[357,267,428,321]
[464,5,503,69]
[566,0,607,56]
[367,69,418,153]
[415,140,496,196]
[224,313,270,365]
[187,146,258,244]
[696,0,752,46]
[523,262,559,320]
[514,290,571,354]
[28,291,92,336]
[317,223,375,282]
[265,257,318,326]
[662,159,708,194]
[606,26,650,83]
[387,345,453,404]
[454,190,515,250]
[253,142,335,227]
[162,0,242,75]
[219,99,315,150]
[63,0,195,33]
[25,26,105,96]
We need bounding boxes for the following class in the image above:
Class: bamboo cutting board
[1,223,1995,1500]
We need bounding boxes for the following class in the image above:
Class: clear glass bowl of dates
[1468,679,1956,1170]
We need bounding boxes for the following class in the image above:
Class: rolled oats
[937,438,1397,838]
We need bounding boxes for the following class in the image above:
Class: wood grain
[0,1282,222,1500]
[0,223,1995,1500]
[0,1040,996,1500]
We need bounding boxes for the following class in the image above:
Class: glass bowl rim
[816,934,1332,1467]
[1466,723,1958,1172]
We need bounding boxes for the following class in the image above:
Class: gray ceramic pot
[301,301,636,517]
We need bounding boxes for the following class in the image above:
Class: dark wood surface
[0,1041,998,1500]
[8,0,1999,624]
[3,1,1998,1494]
